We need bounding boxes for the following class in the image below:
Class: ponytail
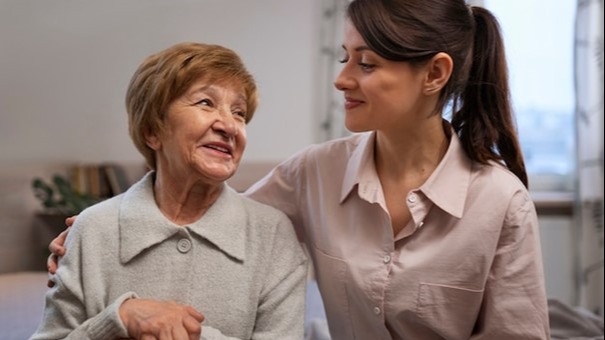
[451,7,528,188]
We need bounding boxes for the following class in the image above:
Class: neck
[375,118,449,187]
[152,170,223,226]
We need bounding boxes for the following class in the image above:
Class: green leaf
[31,174,100,215]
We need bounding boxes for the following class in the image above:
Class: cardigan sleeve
[29,220,133,340]
[250,213,308,340]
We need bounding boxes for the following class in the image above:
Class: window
[317,0,578,192]
[483,0,577,191]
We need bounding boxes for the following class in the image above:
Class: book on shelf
[69,163,130,199]
[102,163,130,196]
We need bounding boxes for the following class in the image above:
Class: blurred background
[0,0,603,338]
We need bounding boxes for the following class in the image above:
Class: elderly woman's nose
[213,109,238,136]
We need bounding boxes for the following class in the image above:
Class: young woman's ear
[424,52,453,95]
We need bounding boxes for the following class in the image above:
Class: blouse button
[383,255,391,264]
[373,306,381,315]
[177,238,192,253]
[407,193,417,203]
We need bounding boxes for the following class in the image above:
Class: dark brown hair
[347,0,528,187]
[126,42,258,170]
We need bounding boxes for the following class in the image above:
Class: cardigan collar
[119,172,247,263]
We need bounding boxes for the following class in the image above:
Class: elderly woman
[31,42,308,340]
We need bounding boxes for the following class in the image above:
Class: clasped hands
[119,298,204,340]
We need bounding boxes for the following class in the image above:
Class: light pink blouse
[245,129,550,340]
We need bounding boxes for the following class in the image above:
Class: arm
[33,282,204,340]
[471,190,550,340]
[32,224,132,340]
[244,153,307,242]
[37,218,205,340]
[250,215,308,340]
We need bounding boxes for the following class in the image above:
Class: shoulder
[282,133,366,165]
[236,191,294,228]
[230,189,304,251]
[77,194,122,222]
[470,161,534,215]
[273,133,368,183]
[69,195,123,239]
[303,133,366,159]
[471,161,527,195]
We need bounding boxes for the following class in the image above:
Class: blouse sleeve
[472,189,551,340]
[244,151,308,242]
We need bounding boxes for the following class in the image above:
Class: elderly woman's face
[151,77,248,183]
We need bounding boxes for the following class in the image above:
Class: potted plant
[31,174,100,233]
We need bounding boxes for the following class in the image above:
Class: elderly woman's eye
[195,98,212,106]
[234,111,247,119]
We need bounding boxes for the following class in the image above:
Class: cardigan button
[177,238,192,253]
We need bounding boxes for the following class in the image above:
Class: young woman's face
[334,20,428,133]
[149,78,248,183]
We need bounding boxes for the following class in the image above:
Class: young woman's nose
[333,66,354,91]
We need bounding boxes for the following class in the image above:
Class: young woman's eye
[358,62,375,71]
[337,50,349,64]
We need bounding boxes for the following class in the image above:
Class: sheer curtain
[574,0,604,316]
[315,0,349,142]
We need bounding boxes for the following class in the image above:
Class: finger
[189,330,199,340]
[48,230,69,257]
[47,254,58,274]
[65,215,77,227]
[185,306,204,322]
[172,326,190,340]
[158,328,173,340]
[182,316,202,336]
[47,254,58,288]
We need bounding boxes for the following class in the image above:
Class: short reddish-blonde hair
[125,42,258,170]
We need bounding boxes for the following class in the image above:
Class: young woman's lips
[344,98,363,110]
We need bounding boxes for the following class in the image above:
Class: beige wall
[0,0,585,309]
[0,0,321,272]
[0,0,319,165]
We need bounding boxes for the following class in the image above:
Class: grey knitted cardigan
[31,172,308,340]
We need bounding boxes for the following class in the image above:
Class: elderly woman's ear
[145,133,161,151]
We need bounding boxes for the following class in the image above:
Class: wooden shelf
[531,191,574,216]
